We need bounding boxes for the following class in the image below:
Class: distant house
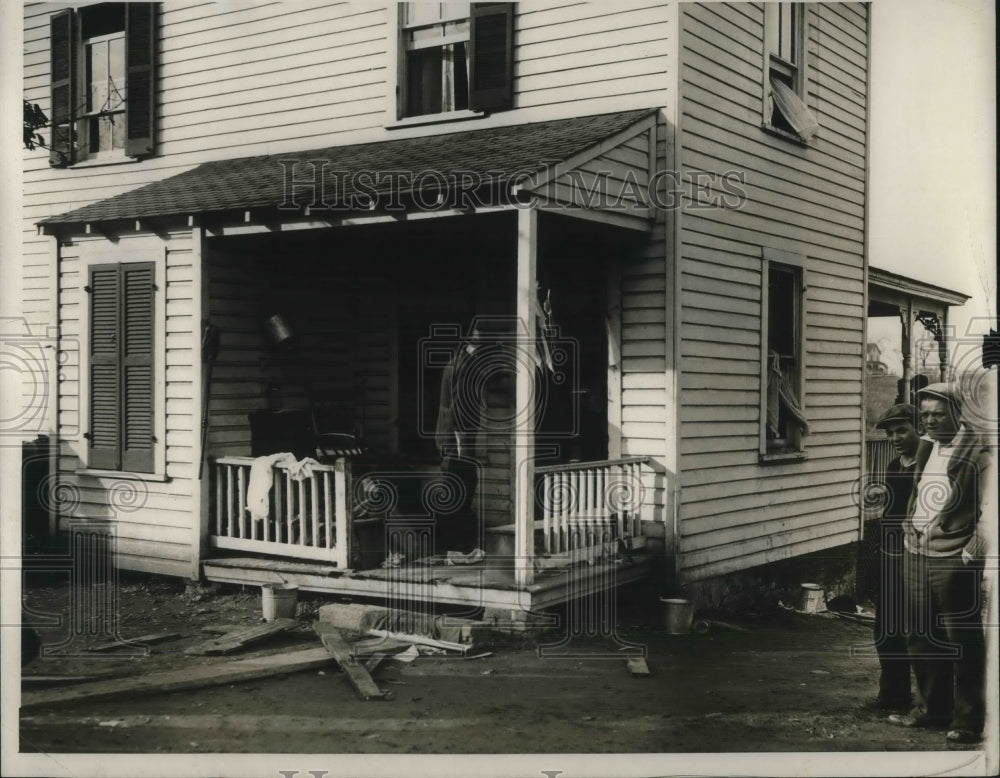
[25,2,879,613]
[866,343,888,375]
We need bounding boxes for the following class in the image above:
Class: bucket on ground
[660,597,693,634]
[799,583,825,613]
[261,583,298,621]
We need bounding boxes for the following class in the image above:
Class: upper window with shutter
[396,2,513,121]
[49,2,157,167]
[87,261,156,473]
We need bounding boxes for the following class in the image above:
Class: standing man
[434,324,486,552]
[870,403,921,711]
[889,383,989,744]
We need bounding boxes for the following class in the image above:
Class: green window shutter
[121,263,156,472]
[125,3,156,157]
[49,8,76,167]
[89,265,121,469]
[469,3,514,113]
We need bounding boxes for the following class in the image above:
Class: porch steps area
[202,551,655,611]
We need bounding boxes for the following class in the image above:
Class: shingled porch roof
[40,108,657,230]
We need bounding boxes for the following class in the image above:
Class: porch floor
[202,550,656,611]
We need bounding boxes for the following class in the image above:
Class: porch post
[900,299,913,403]
[938,308,949,382]
[514,207,538,589]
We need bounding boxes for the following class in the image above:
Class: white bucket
[799,583,825,613]
[660,597,693,635]
[261,583,298,621]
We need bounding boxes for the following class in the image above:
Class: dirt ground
[16,571,990,758]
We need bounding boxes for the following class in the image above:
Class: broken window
[763,2,819,141]
[764,262,809,455]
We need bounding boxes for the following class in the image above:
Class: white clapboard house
[24,1,874,616]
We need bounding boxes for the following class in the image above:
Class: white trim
[77,240,167,477]
[385,109,485,130]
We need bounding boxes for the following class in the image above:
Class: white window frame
[386,3,485,128]
[759,247,808,462]
[761,2,814,142]
[76,244,167,479]
[80,28,127,163]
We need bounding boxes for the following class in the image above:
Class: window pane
[407,49,443,116]
[768,268,797,359]
[88,41,109,112]
[405,2,443,27]
[108,35,125,111]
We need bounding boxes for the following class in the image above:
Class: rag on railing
[766,351,810,439]
[245,452,320,521]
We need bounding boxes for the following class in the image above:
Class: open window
[760,250,809,460]
[395,2,514,122]
[762,2,818,142]
[49,2,156,166]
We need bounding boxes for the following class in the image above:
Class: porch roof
[40,108,657,230]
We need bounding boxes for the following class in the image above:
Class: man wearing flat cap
[870,402,921,711]
[888,383,990,744]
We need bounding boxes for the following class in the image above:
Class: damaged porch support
[514,206,538,589]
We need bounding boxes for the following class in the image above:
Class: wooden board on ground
[185,619,298,655]
[314,622,393,701]
[626,656,651,677]
[348,636,413,658]
[365,629,470,654]
[88,632,182,651]
[21,648,333,709]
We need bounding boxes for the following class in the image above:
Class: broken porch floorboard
[20,648,333,709]
[314,622,393,701]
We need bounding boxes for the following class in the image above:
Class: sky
[868,0,996,351]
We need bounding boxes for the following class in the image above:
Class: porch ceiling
[39,108,658,233]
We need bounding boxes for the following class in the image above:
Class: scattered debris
[626,656,651,677]
[381,552,405,568]
[88,632,182,652]
[185,619,298,655]
[365,629,470,655]
[810,670,831,675]
[464,652,493,660]
[21,648,333,709]
[349,635,413,658]
[391,645,420,664]
[314,622,393,701]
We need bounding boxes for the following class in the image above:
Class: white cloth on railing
[245,452,319,521]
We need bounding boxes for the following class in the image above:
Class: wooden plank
[184,618,297,655]
[365,629,470,655]
[87,632,182,652]
[21,648,333,709]
[626,656,651,677]
[314,622,392,701]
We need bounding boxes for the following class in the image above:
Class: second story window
[49,2,157,166]
[84,24,126,157]
[402,2,471,116]
[762,2,818,142]
[396,2,514,121]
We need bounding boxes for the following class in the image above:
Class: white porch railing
[535,456,650,558]
[211,456,351,567]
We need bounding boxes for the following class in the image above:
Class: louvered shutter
[89,265,121,469]
[49,9,76,166]
[125,3,156,157]
[121,263,155,472]
[469,3,514,113]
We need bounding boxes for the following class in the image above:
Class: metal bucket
[660,597,693,634]
[261,583,298,621]
[799,583,825,613]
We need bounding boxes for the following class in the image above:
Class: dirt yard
[16,571,990,758]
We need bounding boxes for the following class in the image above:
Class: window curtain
[766,350,810,438]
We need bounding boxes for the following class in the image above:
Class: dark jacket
[904,425,990,558]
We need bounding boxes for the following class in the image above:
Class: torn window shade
[766,350,810,440]
[769,76,819,141]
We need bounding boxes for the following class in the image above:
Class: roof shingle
[42,109,655,227]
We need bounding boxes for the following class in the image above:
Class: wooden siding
[22,0,672,348]
[57,231,197,578]
[676,2,868,581]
